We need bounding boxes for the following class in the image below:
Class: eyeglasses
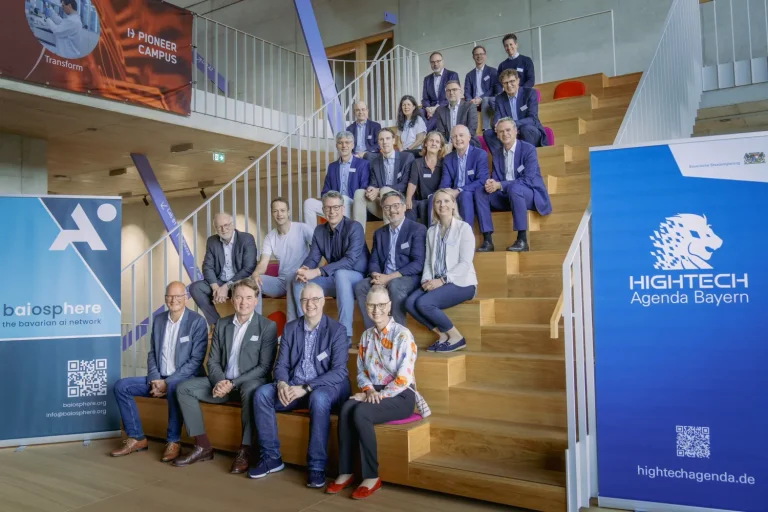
[365,301,391,311]
[501,80,518,86]
[300,297,323,306]
[382,203,404,212]
[445,88,461,93]
[214,222,232,231]
[165,295,186,301]
[322,205,343,213]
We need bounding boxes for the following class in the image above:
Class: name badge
[423,173,432,178]
[317,351,328,362]
[401,242,410,249]
[250,335,259,341]
[520,105,528,111]
[517,164,525,172]
[517,67,523,72]
[367,135,372,139]
[468,169,475,175]
[180,336,190,343]
[349,168,356,173]
[397,172,402,179]
[483,76,490,81]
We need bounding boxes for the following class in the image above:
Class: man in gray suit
[435,79,480,148]
[189,212,258,325]
[174,278,278,474]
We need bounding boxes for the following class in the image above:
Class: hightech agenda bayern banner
[591,133,768,511]
[1,0,192,115]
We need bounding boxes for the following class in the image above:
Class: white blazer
[423,218,478,289]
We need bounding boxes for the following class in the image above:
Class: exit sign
[212,152,225,162]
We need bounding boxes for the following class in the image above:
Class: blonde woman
[405,131,446,226]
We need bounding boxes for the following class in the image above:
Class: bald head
[165,281,187,316]
[450,124,471,153]
[213,212,234,242]
[353,101,369,122]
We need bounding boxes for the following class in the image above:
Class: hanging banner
[1,0,192,115]
[0,196,122,446]
[591,133,768,511]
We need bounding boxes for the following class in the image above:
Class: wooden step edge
[428,413,568,439]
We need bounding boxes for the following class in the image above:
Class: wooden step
[537,144,573,163]
[600,82,640,99]
[448,382,567,427]
[547,174,590,195]
[508,272,561,298]
[586,116,624,133]
[608,71,642,87]
[475,251,520,298]
[549,192,589,213]
[591,104,630,120]
[471,210,541,251]
[539,211,583,231]
[565,160,590,175]
[537,73,609,103]
[465,352,565,391]
[539,94,599,123]
[481,323,563,355]
[546,118,587,138]
[529,230,578,252]
[493,297,559,324]
[515,250,564,273]
[346,348,465,393]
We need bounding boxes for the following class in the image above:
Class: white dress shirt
[433,69,444,98]
[225,312,254,380]
[504,141,517,181]
[449,102,460,129]
[219,231,237,282]
[475,66,485,97]
[160,311,184,376]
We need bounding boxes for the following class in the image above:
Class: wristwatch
[302,384,312,393]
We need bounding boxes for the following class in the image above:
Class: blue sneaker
[307,470,326,488]
[436,338,466,352]
[426,340,443,352]
[247,457,285,479]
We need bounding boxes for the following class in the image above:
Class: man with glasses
[421,51,460,131]
[249,282,349,488]
[294,191,369,345]
[111,281,208,462]
[464,45,500,130]
[359,128,415,224]
[303,131,369,229]
[189,212,258,325]
[346,101,381,162]
[354,191,426,329]
[175,278,278,473]
[435,79,480,148]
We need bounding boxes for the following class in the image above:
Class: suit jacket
[146,308,208,384]
[273,315,348,390]
[491,141,552,216]
[464,65,500,100]
[492,88,546,141]
[368,151,415,194]
[422,69,460,108]
[202,230,258,287]
[321,156,370,197]
[303,217,369,275]
[207,313,278,388]
[368,218,427,277]
[346,120,382,154]
[497,54,535,89]
[423,218,478,288]
[435,101,480,147]
[438,145,489,193]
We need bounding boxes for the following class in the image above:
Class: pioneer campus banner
[591,133,768,511]
[0,196,121,446]
[0,0,192,114]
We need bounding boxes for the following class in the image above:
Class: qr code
[676,425,710,459]
[67,359,107,398]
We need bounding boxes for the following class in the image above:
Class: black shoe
[506,239,529,252]
[476,240,495,252]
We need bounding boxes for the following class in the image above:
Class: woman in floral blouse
[325,285,428,499]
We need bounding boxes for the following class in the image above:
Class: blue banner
[591,134,768,511]
[0,196,121,445]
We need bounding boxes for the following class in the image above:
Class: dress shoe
[436,338,466,352]
[172,445,213,467]
[110,437,148,457]
[351,478,382,499]
[230,448,250,474]
[506,239,529,252]
[325,475,354,494]
[161,442,180,462]
[476,240,495,252]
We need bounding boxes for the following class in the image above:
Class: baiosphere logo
[50,203,117,251]
[651,214,723,270]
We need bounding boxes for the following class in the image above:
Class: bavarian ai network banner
[591,133,768,511]
[0,196,121,445]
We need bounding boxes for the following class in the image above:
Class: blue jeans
[254,381,350,471]
[292,269,364,337]
[256,274,299,322]
[405,283,477,332]
[114,376,183,442]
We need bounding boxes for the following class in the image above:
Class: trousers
[405,283,476,332]
[256,274,299,322]
[292,269,364,337]
[354,275,421,329]
[474,181,535,233]
[303,195,367,230]
[189,279,230,325]
[406,197,432,226]
[114,376,183,442]
[355,186,394,223]
[477,96,495,130]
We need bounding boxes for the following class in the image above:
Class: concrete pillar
[0,132,48,195]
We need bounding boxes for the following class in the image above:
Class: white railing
[121,45,419,375]
[701,0,768,90]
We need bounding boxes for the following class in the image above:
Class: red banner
[2,0,193,115]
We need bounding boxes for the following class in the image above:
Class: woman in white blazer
[404,188,478,352]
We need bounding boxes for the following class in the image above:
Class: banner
[1,0,192,115]
[591,133,768,511]
[0,196,121,445]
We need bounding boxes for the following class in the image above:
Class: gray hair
[366,284,390,302]
[353,101,368,110]
[300,282,324,299]
[213,212,233,224]
[494,117,517,132]
[335,131,354,143]
[321,190,344,205]
[380,190,405,205]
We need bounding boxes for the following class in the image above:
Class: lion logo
[650,214,723,270]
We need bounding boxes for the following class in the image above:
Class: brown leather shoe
[172,445,213,467]
[110,438,148,457]
[230,448,250,474]
[161,442,181,462]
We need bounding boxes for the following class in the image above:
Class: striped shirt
[433,224,451,279]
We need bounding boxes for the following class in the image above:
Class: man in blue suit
[475,118,552,252]
[294,191,370,344]
[303,131,369,228]
[354,190,426,328]
[422,51,460,131]
[497,33,535,89]
[111,281,208,461]
[483,69,547,154]
[437,125,489,229]
[358,128,415,223]
[465,45,500,130]
[347,101,381,162]
[249,282,350,488]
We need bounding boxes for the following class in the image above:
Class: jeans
[292,269,364,337]
[354,275,421,329]
[254,381,350,471]
[189,280,230,325]
[114,376,182,442]
[256,274,299,322]
[405,283,477,332]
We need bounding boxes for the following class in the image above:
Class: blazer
[273,315,349,390]
[497,54,536,88]
[303,216,370,276]
[435,101,480,147]
[464,65,500,100]
[422,69,460,108]
[346,120,382,154]
[438,145,489,194]
[146,308,208,385]
[321,156,370,197]
[368,151,415,194]
[492,88,546,142]
[207,313,278,388]
[423,218,478,289]
[201,230,258,287]
[491,141,552,216]
[368,218,427,277]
